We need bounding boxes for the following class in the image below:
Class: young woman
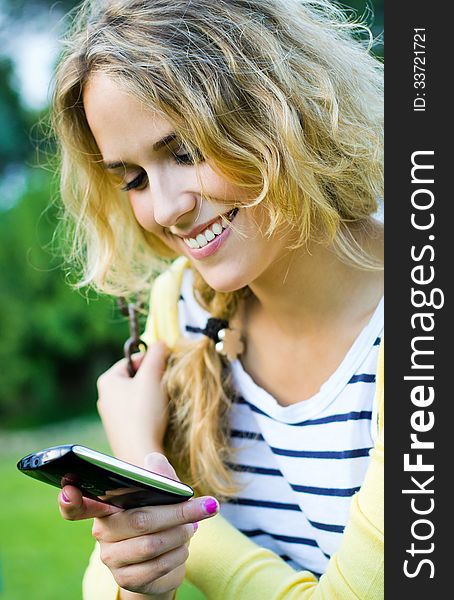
[53,0,384,598]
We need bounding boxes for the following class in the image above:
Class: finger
[96,359,131,392]
[143,564,186,597]
[94,495,218,542]
[100,342,168,383]
[140,564,186,597]
[135,341,169,382]
[130,351,146,372]
[105,354,130,374]
[100,523,195,568]
[144,452,178,480]
[113,545,189,595]
[58,485,122,521]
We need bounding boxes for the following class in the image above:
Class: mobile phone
[17,444,193,509]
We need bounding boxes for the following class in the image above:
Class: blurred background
[0,0,383,598]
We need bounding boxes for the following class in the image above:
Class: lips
[180,208,239,250]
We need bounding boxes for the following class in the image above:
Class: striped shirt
[178,269,384,576]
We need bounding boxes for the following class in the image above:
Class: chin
[196,265,253,294]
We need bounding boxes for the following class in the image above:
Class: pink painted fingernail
[202,498,219,515]
[61,490,71,504]
[193,522,199,531]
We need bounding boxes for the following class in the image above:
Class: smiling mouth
[181,208,239,249]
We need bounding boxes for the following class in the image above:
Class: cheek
[130,197,179,253]
[199,165,250,206]
[238,204,271,239]
[129,196,158,233]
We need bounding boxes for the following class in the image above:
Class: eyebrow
[102,133,178,170]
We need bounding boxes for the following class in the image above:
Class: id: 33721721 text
[413,28,426,112]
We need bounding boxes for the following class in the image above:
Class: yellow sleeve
[82,543,120,600]
[141,256,189,348]
[186,340,384,599]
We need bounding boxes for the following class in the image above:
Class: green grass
[0,418,205,599]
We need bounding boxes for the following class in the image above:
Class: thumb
[134,341,169,381]
[144,452,179,481]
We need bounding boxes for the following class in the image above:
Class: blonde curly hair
[52,0,383,497]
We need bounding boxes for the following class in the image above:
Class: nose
[147,168,197,228]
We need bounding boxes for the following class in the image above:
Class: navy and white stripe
[178,268,383,576]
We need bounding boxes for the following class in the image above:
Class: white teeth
[196,233,208,247]
[182,209,238,250]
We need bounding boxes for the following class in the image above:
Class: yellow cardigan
[83,257,384,599]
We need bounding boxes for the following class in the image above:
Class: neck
[245,221,384,337]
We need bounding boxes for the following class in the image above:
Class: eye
[121,171,148,192]
[172,144,204,166]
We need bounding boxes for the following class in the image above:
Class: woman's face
[83,72,292,292]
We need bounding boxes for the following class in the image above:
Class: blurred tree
[1,0,76,17]
[0,167,131,427]
[0,58,33,175]
[0,0,131,428]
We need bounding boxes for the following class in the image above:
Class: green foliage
[0,169,130,427]
[0,58,32,172]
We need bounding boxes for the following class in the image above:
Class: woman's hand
[58,453,220,598]
[96,342,170,465]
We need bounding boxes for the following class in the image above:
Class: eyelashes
[122,171,147,192]
[173,144,204,165]
[121,146,204,192]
